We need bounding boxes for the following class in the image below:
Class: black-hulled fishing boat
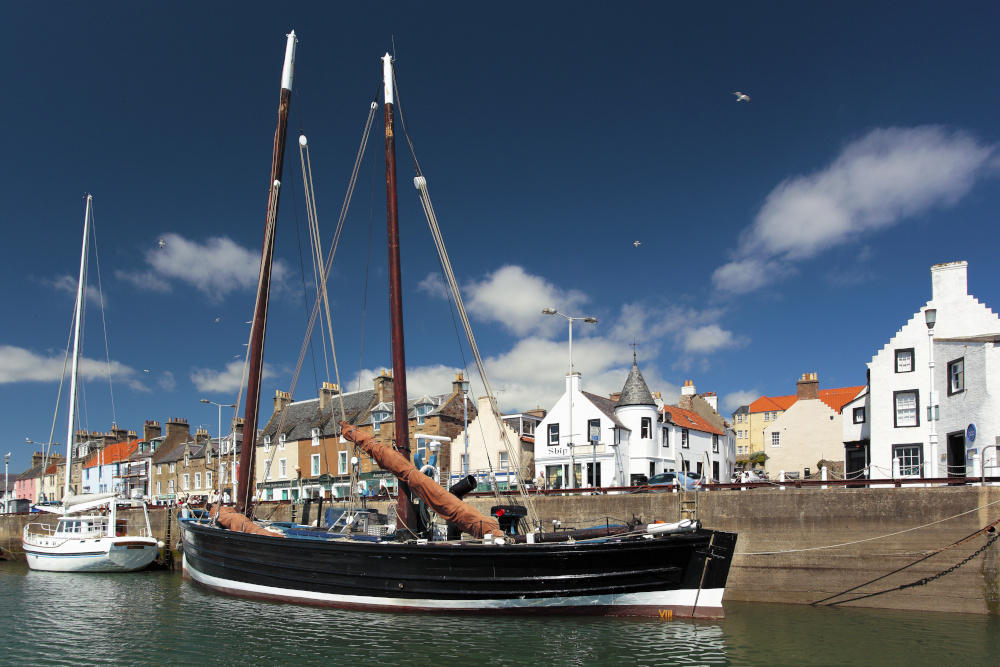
[179,32,737,619]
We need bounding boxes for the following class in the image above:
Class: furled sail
[339,421,501,539]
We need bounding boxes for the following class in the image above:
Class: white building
[852,261,1000,480]
[534,361,735,488]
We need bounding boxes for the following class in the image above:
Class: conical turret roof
[616,361,655,408]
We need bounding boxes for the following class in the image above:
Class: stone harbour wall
[2,486,997,615]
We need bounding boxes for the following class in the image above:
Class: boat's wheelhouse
[55,516,109,538]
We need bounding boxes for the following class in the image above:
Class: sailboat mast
[64,194,92,500]
[382,54,416,532]
[235,31,297,514]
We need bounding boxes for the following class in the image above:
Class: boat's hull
[180,520,736,618]
[23,537,158,573]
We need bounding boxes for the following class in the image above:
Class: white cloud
[464,265,589,337]
[722,389,759,414]
[714,126,998,294]
[0,344,146,391]
[46,275,104,306]
[190,360,275,394]
[117,233,290,301]
[682,324,746,354]
[158,371,177,392]
[417,273,449,300]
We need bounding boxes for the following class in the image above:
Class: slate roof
[615,362,656,408]
[353,392,453,428]
[661,404,725,436]
[581,391,628,429]
[261,389,377,441]
[17,464,44,481]
[732,405,749,417]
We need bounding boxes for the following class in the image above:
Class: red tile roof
[749,386,865,416]
[83,439,140,468]
[659,405,724,436]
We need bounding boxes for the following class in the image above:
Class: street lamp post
[201,399,237,496]
[3,452,9,514]
[461,379,470,475]
[925,308,939,479]
[543,308,598,489]
[26,438,49,501]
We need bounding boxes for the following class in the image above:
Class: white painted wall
[867,262,1000,479]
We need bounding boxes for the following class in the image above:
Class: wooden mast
[382,53,417,532]
[235,31,297,514]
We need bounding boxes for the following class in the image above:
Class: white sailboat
[21,195,161,573]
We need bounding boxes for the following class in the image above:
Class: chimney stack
[273,390,293,414]
[679,380,697,409]
[165,418,191,441]
[319,382,341,411]
[374,370,394,403]
[797,372,820,400]
[143,420,162,442]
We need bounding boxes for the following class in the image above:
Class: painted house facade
[761,373,864,479]
[855,262,1000,480]
[449,395,542,491]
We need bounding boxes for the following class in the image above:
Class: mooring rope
[736,496,1000,555]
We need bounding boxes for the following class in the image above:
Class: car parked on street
[647,471,702,491]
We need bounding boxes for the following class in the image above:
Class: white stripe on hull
[183,554,725,618]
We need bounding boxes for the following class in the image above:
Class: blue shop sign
[967,423,977,444]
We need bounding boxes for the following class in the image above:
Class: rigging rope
[390,65,537,524]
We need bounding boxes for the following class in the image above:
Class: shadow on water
[2,561,999,666]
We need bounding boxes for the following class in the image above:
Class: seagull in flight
[733,91,751,103]
[143,369,149,373]
[214,318,220,323]
[634,241,641,248]
[158,237,166,249]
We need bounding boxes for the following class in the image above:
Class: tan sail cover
[214,505,283,537]
[340,421,502,538]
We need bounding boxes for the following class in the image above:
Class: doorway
[946,432,966,480]
[845,440,869,487]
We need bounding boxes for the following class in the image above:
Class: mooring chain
[831,531,999,604]
[900,532,1000,591]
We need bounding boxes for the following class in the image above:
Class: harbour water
[1,560,997,666]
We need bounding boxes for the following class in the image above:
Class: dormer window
[312,427,320,447]
[373,407,390,432]
[264,435,272,452]
[415,400,433,426]
[206,447,212,465]
[279,433,286,450]
[184,453,190,467]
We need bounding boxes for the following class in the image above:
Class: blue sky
[3,2,999,473]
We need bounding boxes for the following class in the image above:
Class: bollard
[779,470,786,491]
[971,454,982,486]
[821,466,828,490]
[892,457,901,483]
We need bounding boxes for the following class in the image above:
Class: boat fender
[494,537,505,546]
[526,532,535,544]
[156,540,165,549]
[645,519,696,536]
[483,533,493,545]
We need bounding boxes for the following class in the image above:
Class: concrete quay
[2,485,997,615]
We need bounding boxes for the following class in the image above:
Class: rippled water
[1,560,998,666]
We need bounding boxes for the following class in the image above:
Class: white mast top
[382,53,394,105]
[281,31,297,92]
[66,194,92,500]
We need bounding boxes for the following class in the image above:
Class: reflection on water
[1,560,998,666]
